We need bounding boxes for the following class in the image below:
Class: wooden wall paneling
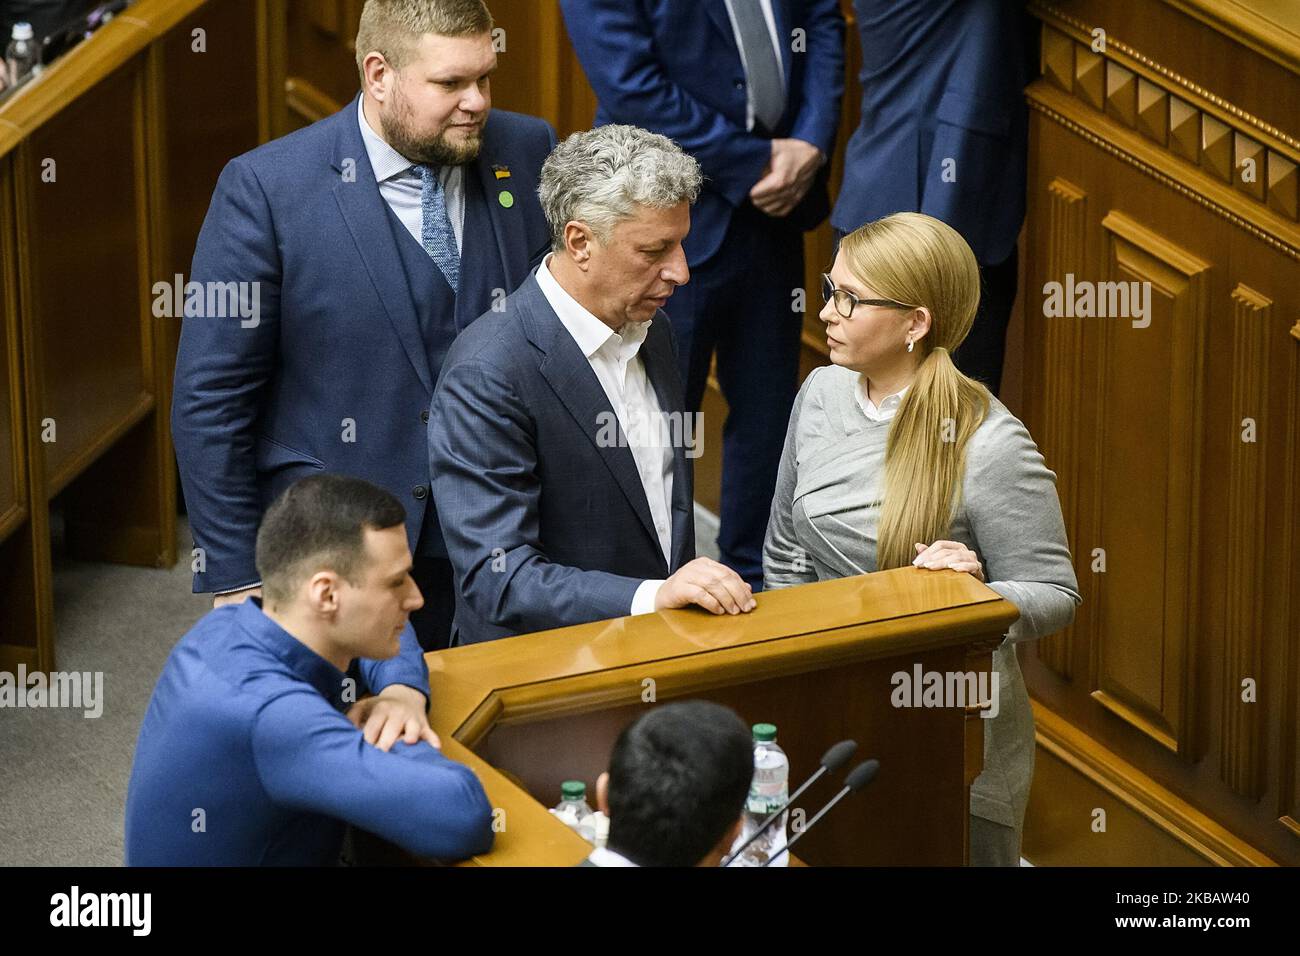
[0,151,53,672]
[1279,319,1300,841]
[1219,284,1270,798]
[15,57,172,568]
[257,0,289,142]
[1022,0,1300,866]
[0,153,21,542]
[1088,211,1209,755]
[1025,703,1274,865]
[1034,177,1087,680]
[285,0,359,126]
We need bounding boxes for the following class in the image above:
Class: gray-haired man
[428,125,756,645]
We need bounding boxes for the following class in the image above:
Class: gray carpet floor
[0,511,721,866]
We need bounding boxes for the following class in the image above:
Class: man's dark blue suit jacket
[429,273,696,645]
[831,0,1030,265]
[172,98,554,599]
[560,0,845,266]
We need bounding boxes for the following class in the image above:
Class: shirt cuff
[630,579,665,616]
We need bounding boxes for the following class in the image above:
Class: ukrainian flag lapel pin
[492,165,515,208]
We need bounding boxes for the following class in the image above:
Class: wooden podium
[419,567,1019,866]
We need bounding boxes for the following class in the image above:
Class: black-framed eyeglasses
[820,274,918,318]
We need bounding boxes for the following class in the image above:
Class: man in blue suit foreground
[429,125,757,645]
[172,0,554,653]
[125,474,494,866]
[560,0,845,590]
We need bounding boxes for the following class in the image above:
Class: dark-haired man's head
[255,474,423,670]
[595,700,753,866]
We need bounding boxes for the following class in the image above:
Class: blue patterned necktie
[417,163,459,293]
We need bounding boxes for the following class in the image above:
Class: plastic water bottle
[551,780,597,843]
[6,22,38,89]
[739,722,789,866]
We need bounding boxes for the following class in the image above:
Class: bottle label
[747,766,788,815]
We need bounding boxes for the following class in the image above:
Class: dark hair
[606,701,753,867]
[255,474,407,606]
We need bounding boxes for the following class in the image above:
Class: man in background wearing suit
[429,125,757,646]
[582,700,753,867]
[831,0,1031,394]
[172,0,554,661]
[559,0,845,591]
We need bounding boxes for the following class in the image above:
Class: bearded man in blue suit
[173,0,554,676]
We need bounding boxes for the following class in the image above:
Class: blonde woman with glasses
[763,212,1081,866]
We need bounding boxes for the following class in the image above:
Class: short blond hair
[355,0,493,80]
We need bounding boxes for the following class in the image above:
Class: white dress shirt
[855,378,909,423]
[357,96,465,253]
[722,0,786,132]
[586,845,638,867]
[535,256,674,615]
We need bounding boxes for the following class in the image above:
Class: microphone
[722,739,857,867]
[762,758,880,866]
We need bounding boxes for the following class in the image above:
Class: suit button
[413,485,428,500]
[420,410,430,424]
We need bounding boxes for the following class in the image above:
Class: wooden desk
[423,567,1018,866]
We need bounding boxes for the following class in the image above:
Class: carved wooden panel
[17,61,154,496]
[1023,0,1300,866]
[0,154,18,541]
[1034,178,1088,680]
[1219,284,1270,798]
[1087,211,1209,754]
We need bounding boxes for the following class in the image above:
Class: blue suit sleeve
[788,0,846,155]
[429,358,642,635]
[357,622,429,699]
[559,0,771,207]
[252,691,494,860]
[172,157,282,594]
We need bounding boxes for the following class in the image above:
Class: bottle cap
[560,780,586,799]
[752,722,777,742]
[12,22,33,41]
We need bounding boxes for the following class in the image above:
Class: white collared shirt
[356,96,465,253]
[855,377,909,423]
[535,256,673,615]
[586,845,638,867]
[721,0,786,132]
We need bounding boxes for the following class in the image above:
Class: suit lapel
[474,130,531,295]
[638,320,694,572]
[331,98,433,393]
[704,0,741,56]
[772,0,793,96]
[519,279,667,570]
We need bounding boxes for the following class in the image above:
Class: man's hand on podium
[655,558,757,616]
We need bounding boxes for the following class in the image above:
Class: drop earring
[906,338,914,353]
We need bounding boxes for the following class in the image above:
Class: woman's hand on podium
[912,541,985,582]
